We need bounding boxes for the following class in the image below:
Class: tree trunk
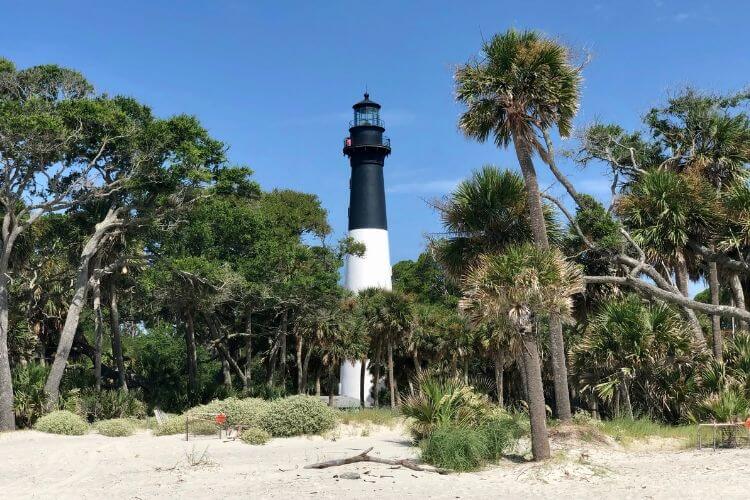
[244,312,252,389]
[0,276,15,430]
[222,358,232,390]
[328,363,335,407]
[372,343,382,408]
[296,333,304,394]
[519,329,551,461]
[463,356,469,384]
[729,273,748,331]
[315,364,322,396]
[494,351,504,406]
[206,315,246,385]
[92,273,103,391]
[512,135,572,423]
[301,342,314,395]
[708,261,723,361]
[621,379,634,420]
[674,253,707,345]
[387,340,396,409]
[108,281,127,391]
[279,310,288,387]
[412,351,421,375]
[44,210,121,405]
[359,357,366,408]
[185,311,198,403]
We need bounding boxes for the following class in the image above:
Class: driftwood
[304,447,450,474]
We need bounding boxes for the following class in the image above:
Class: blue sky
[3,1,749,294]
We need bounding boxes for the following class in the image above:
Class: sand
[1,423,749,499]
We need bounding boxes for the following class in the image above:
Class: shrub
[258,395,337,437]
[691,387,750,423]
[420,425,489,471]
[12,363,49,428]
[34,410,89,436]
[153,415,218,436]
[240,427,271,445]
[189,397,269,426]
[401,374,490,440]
[479,409,526,459]
[78,389,147,421]
[95,418,135,437]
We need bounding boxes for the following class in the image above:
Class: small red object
[744,417,750,430]
[215,413,227,425]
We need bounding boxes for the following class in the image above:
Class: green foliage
[153,415,217,436]
[339,408,400,426]
[77,389,147,421]
[94,418,136,437]
[34,410,89,435]
[240,427,271,445]
[130,324,221,412]
[691,388,750,423]
[258,396,337,437]
[479,409,526,459]
[188,397,269,426]
[12,363,49,428]
[420,425,490,472]
[401,374,491,440]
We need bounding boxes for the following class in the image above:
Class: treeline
[4,26,750,465]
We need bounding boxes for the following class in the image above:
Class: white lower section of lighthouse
[339,228,392,404]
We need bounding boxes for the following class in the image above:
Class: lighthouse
[340,93,392,403]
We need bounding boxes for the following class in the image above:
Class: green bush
[78,389,147,421]
[258,395,337,437]
[420,425,489,471]
[95,418,135,437]
[34,410,89,436]
[479,409,525,459]
[240,427,271,445]
[401,374,491,440]
[153,415,218,436]
[189,397,269,426]
[12,363,49,428]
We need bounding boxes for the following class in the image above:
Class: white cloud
[673,12,692,22]
[387,179,461,195]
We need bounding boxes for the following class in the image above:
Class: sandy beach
[2,423,748,499]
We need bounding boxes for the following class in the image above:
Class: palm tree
[461,243,584,461]
[572,295,694,421]
[434,166,560,405]
[455,29,581,421]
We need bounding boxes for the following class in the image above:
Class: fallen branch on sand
[304,447,450,474]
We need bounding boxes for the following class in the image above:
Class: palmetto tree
[461,243,584,461]
[435,166,559,405]
[572,295,695,421]
[456,29,581,421]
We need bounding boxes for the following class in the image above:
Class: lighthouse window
[354,106,381,126]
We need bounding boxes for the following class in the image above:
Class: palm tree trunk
[185,311,198,404]
[92,275,103,391]
[412,351,421,375]
[328,363,335,407]
[621,380,633,420]
[372,344,382,408]
[519,329,551,461]
[359,357,366,408]
[387,340,396,409]
[494,351,504,406]
[708,261,723,360]
[463,356,469,384]
[512,135,572,422]
[729,273,748,332]
[108,281,127,391]
[315,364,322,396]
[301,343,314,395]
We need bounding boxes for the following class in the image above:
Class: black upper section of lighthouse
[344,93,391,231]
